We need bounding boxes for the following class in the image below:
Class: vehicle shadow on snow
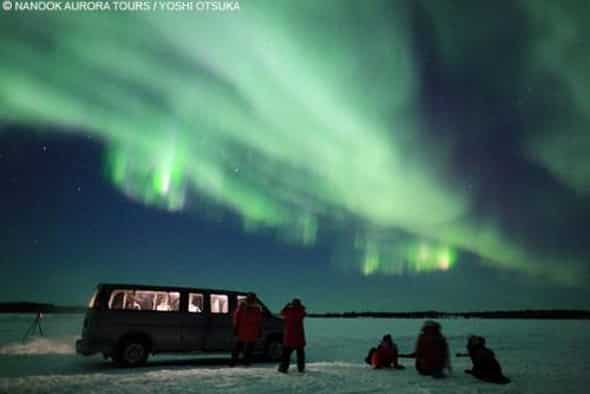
[0,354,279,378]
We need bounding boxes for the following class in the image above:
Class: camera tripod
[22,312,44,343]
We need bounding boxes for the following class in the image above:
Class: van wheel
[114,338,149,367]
[265,338,283,361]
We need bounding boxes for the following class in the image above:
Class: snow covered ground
[0,314,588,393]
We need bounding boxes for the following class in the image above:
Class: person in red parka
[403,321,451,378]
[369,334,404,369]
[230,292,263,366]
[278,298,306,373]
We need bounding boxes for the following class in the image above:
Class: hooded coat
[233,302,263,342]
[468,344,510,384]
[281,303,306,348]
[414,326,449,373]
[371,339,398,368]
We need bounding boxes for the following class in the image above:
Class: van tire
[265,337,283,361]
[113,337,149,367]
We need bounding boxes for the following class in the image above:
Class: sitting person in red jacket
[278,298,306,373]
[368,334,405,369]
[459,335,510,384]
[230,292,263,367]
[402,321,451,378]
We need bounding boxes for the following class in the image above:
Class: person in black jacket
[458,335,510,384]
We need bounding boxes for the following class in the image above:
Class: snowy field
[0,314,588,393]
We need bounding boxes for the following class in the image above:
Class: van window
[109,290,127,310]
[189,293,204,313]
[152,291,180,311]
[210,294,229,314]
[108,289,180,312]
[236,295,247,310]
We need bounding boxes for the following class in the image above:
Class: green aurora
[0,0,588,283]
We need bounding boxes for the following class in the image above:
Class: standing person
[230,292,263,367]
[402,321,451,378]
[278,298,306,373]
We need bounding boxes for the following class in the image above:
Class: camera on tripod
[22,311,44,343]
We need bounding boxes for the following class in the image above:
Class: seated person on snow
[401,320,451,378]
[457,335,510,384]
[367,334,405,369]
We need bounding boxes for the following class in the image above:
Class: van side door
[104,288,183,353]
[180,291,207,351]
[204,292,233,352]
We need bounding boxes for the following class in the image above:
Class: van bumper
[76,338,113,356]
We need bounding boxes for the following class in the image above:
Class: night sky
[1,0,589,312]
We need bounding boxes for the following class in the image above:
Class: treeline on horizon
[307,310,590,320]
[0,302,86,314]
[1,302,589,319]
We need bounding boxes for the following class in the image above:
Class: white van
[76,283,284,367]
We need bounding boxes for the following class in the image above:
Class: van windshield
[88,290,97,308]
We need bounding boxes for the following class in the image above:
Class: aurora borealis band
[1,0,590,309]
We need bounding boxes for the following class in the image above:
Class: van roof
[96,283,252,296]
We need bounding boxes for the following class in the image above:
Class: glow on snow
[0,0,587,283]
